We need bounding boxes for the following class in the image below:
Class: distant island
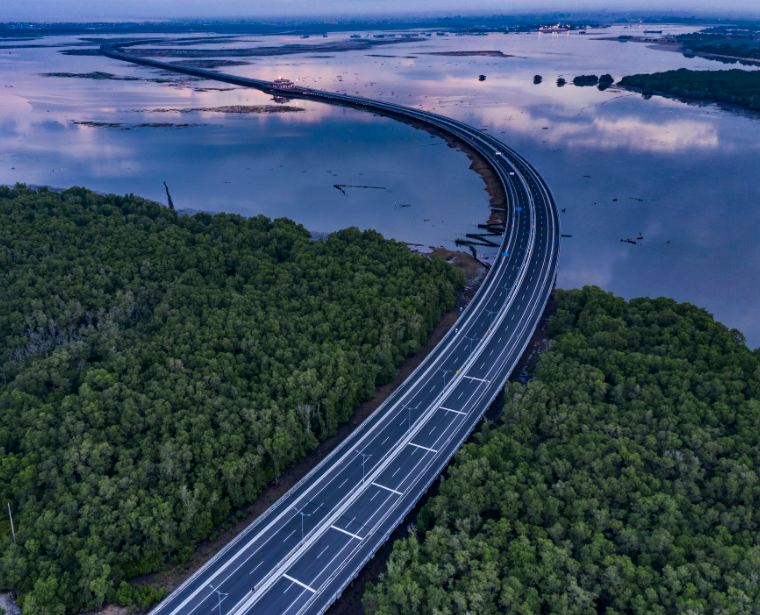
[365,286,760,613]
[572,73,614,89]
[600,23,760,67]
[675,25,760,64]
[619,68,760,113]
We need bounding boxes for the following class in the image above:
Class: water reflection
[1,27,759,344]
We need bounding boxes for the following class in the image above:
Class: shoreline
[594,35,760,66]
[88,87,510,612]
[72,39,511,612]
[387,113,508,226]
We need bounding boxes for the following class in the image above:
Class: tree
[365,287,760,614]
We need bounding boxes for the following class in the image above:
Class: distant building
[538,24,569,33]
[273,77,296,89]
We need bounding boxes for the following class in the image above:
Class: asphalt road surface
[102,40,560,615]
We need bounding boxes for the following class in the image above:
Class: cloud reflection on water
[2,27,760,343]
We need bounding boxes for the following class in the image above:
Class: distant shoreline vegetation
[675,25,760,64]
[0,185,463,614]
[619,68,760,113]
[570,73,614,90]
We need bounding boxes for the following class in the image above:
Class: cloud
[470,99,720,153]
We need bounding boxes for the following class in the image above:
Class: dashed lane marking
[282,574,316,593]
[317,545,330,559]
[330,525,363,541]
[408,442,438,454]
[440,406,466,416]
[372,482,403,496]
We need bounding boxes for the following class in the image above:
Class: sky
[2,0,758,21]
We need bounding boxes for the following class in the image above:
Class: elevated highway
[101,41,559,615]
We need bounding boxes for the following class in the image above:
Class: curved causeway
[101,41,560,615]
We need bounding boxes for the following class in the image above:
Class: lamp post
[357,452,372,481]
[209,584,228,615]
[297,509,313,543]
[463,334,479,352]
[403,402,419,431]
[441,368,453,387]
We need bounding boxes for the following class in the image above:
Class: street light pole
[464,334,478,352]
[358,452,372,481]
[297,509,313,543]
[209,584,228,615]
[441,368,453,387]
[403,402,419,431]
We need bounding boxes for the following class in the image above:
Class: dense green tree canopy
[619,68,760,113]
[365,287,759,614]
[676,26,760,62]
[0,185,462,614]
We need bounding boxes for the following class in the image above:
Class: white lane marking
[408,442,437,453]
[249,561,264,575]
[464,375,490,383]
[497,336,502,343]
[120,76,546,615]
[456,390,464,400]
[294,292,550,605]
[282,574,316,593]
[381,436,389,445]
[283,529,297,543]
[391,467,401,478]
[440,406,466,416]
[370,491,379,502]
[429,385,435,392]
[211,170,548,612]
[488,349,494,357]
[338,478,348,489]
[372,482,403,496]
[330,525,362,540]
[317,545,330,559]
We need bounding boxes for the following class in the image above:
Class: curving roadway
[100,40,559,615]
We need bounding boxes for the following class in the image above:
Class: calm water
[1,25,759,344]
